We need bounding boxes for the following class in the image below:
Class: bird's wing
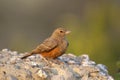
[34,38,58,53]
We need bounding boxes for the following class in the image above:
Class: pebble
[36,69,48,78]
[97,64,108,75]
[2,48,9,52]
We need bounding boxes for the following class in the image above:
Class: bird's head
[51,27,71,39]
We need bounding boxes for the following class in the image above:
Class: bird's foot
[47,58,65,65]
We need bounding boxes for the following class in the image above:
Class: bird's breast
[41,39,68,59]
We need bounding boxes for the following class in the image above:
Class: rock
[51,75,65,80]
[36,69,48,79]
[0,49,114,80]
[6,75,18,80]
[97,64,108,75]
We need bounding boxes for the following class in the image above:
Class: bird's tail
[21,52,33,59]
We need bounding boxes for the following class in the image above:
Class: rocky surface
[0,49,114,80]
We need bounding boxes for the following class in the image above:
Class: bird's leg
[40,55,64,65]
[54,58,65,64]
[45,58,64,65]
[40,55,52,65]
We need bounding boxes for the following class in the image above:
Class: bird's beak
[65,30,71,34]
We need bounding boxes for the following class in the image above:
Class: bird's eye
[60,30,63,33]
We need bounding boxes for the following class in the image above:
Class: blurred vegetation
[0,0,120,78]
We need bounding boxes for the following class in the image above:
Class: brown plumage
[21,27,70,59]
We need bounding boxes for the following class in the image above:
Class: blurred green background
[0,0,120,78]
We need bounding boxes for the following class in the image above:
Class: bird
[21,27,71,59]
